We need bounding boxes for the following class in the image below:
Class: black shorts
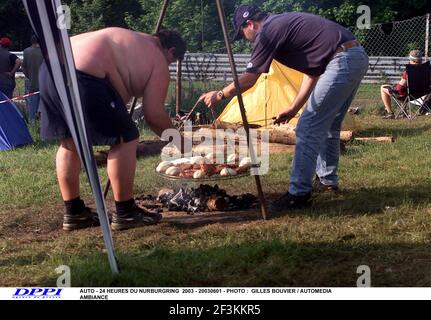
[39,63,139,146]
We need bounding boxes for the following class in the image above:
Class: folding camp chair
[392,61,431,119]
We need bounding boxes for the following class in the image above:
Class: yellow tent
[217,60,357,130]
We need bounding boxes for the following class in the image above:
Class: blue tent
[0,91,33,151]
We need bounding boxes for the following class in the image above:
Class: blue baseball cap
[232,4,259,41]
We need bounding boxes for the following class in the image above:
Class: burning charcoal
[207,196,227,211]
[231,193,257,210]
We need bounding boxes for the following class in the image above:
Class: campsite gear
[156,165,251,182]
[392,61,431,119]
[63,207,101,231]
[0,91,33,151]
[270,192,312,211]
[219,61,303,128]
[23,0,118,272]
[111,205,162,231]
[218,60,358,131]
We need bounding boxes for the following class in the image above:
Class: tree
[2,0,430,52]
[64,0,143,35]
[0,0,32,50]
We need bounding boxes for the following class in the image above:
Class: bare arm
[11,58,22,74]
[200,72,260,108]
[274,73,319,124]
[141,66,173,137]
[141,64,192,154]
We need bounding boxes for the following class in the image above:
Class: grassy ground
[2,84,431,287]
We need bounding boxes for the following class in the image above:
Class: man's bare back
[71,27,169,103]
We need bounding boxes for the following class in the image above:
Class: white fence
[169,53,416,84]
[14,51,418,84]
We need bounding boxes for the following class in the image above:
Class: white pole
[425,13,430,61]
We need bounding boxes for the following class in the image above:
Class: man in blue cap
[200,4,369,210]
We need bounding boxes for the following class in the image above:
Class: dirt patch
[159,208,263,230]
[0,199,267,241]
[0,209,63,238]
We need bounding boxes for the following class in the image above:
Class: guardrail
[13,51,413,84]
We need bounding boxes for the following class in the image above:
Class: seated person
[380,50,423,119]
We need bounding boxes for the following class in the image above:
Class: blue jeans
[26,94,40,121]
[289,46,369,196]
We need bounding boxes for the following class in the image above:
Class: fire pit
[156,184,258,214]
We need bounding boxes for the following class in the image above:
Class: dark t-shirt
[246,13,356,76]
[23,46,44,91]
[0,47,18,90]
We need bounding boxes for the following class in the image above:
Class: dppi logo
[13,288,63,299]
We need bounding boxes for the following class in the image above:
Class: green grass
[2,83,431,286]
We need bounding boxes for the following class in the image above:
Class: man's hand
[4,72,13,78]
[273,106,299,125]
[199,91,222,109]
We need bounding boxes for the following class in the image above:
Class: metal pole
[215,0,269,220]
[104,0,170,198]
[425,13,430,61]
[155,0,170,33]
[176,59,182,114]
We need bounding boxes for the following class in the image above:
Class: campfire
[136,185,257,214]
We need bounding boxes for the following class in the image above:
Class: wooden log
[258,128,354,145]
[340,131,354,142]
[354,136,394,143]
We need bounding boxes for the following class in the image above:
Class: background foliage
[1,0,430,52]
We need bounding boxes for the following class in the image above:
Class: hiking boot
[63,207,100,231]
[111,204,162,231]
[270,192,311,212]
[381,111,394,119]
[313,178,340,193]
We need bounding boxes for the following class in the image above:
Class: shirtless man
[39,28,186,231]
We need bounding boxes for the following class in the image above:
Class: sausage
[200,163,217,176]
